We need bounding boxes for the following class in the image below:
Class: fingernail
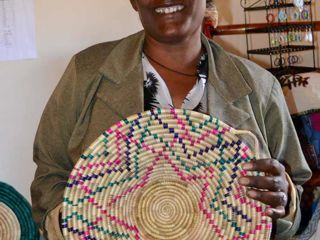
[248,190,257,198]
[266,209,273,216]
[243,163,253,170]
[239,177,250,185]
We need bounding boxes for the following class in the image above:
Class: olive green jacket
[31,31,311,239]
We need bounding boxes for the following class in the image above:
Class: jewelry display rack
[241,0,318,86]
[241,2,320,234]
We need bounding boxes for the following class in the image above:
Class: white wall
[0,0,142,201]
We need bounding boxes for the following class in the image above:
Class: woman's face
[130,0,206,44]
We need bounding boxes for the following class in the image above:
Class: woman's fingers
[247,189,288,209]
[239,175,285,192]
[242,158,286,176]
[238,158,290,220]
[266,206,287,220]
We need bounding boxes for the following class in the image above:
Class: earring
[308,27,313,43]
[267,13,275,23]
[301,8,309,20]
[304,27,309,42]
[291,9,300,21]
[297,28,303,42]
[278,10,287,22]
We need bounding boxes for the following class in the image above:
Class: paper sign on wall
[0,0,37,61]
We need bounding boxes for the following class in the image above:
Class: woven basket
[0,182,39,240]
[62,109,272,240]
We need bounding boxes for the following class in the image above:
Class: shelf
[247,45,315,55]
[244,1,311,11]
[268,66,317,78]
[212,21,320,35]
[245,22,314,34]
[242,0,316,77]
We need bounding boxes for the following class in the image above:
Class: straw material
[62,109,272,240]
[0,182,39,240]
[0,203,20,240]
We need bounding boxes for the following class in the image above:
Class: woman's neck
[143,33,203,75]
[143,31,204,108]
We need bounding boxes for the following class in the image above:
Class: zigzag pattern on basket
[62,109,272,240]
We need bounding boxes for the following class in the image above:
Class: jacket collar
[97,31,252,128]
[200,34,251,127]
[201,34,252,103]
[98,31,145,84]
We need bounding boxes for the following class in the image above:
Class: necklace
[144,52,198,77]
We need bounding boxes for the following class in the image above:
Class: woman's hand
[239,158,289,220]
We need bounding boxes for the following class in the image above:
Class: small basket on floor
[0,182,39,240]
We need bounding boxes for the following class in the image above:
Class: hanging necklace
[144,52,198,77]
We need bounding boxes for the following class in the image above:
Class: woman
[31,0,311,239]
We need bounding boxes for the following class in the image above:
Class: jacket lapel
[97,31,252,129]
[201,35,252,128]
[97,31,145,119]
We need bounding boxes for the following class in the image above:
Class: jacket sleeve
[31,56,83,233]
[264,79,312,239]
[45,204,64,239]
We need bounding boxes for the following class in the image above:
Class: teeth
[155,5,184,14]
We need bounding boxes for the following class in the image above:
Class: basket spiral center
[136,180,199,240]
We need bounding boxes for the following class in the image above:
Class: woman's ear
[130,0,138,11]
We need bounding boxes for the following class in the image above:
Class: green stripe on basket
[0,182,39,240]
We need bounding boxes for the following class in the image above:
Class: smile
[155,5,185,14]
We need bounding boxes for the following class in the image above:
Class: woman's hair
[205,0,218,27]
[206,0,214,6]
